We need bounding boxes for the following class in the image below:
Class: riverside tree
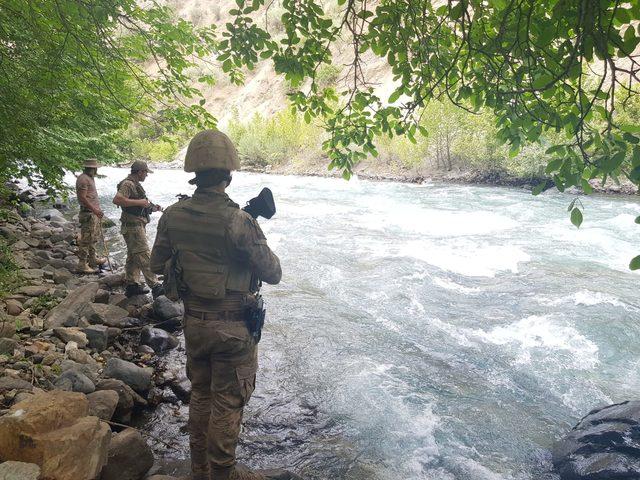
[216,0,640,266]
[0,0,218,193]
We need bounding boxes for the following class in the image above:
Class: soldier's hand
[95,209,105,219]
[139,199,151,208]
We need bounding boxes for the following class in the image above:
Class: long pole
[99,222,114,272]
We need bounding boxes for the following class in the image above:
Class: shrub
[0,237,22,298]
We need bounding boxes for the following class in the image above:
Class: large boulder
[0,391,110,480]
[553,400,640,479]
[141,326,179,353]
[83,303,130,327]
[103,358,152,394]
[45,282,99,328]
[100,429,154,480]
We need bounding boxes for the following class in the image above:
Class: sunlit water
[86,167,640,480]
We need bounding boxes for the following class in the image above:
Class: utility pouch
[163,250,186,301]
[243,294,265,344]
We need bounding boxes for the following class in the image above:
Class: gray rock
[39,208,66,223]
[83,303,129,327]
[60,359,99,383]
[0,461,41,480]
[20,269,44,280]
[95,379,147,424]
[54,369,95,394]
[4,299,22,316]
[141,326,179,353]
[153,296,184,321]
[94,289,110,304]
[137,345,155,355]
[10,240,29,251]
[45,282,99,328]
[100,429,154,480]
[108,293,127,306]
[103,358,152,393]
[0,338,18,356]
[86,390,119,421]
[0,376,33,392]
[0,314,15,338]
[53,327,88,348]
[67,348,96,365]
[83,325,110,351]
[553,400,640,479]
[53,267,73,285]
[16,285,50,297]
[169,376,191,403]
[98,273,125,288]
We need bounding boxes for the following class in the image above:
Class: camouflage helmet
[83,158,99,168]
[184,130,240,172]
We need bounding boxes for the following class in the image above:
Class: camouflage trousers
[184,310,258,480]
[78,211,100,265]
[121,223,158,287]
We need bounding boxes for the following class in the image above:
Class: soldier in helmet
[150,131,296,480]
[75,158,106,274]
[113,160,163,298]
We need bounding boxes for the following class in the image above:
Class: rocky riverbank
[0,187,189,480]
[150,158,639,195]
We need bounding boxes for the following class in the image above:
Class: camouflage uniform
[75,173,101,267]
[117,175,158,288]
[150,187,281,480]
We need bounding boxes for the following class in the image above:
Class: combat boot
[76,262,98,274]
[125,283,150,297]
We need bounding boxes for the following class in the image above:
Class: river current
[90,167,640,480]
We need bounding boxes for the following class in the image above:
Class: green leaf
[545,158,563,173]
[635,215,640,224]
[629,255,640,270]
[570,207,583,228]
[388,87,403,104]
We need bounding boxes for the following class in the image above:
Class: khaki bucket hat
[83,158,99,168]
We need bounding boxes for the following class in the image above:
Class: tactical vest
[117,177,148,218]
[165,193,252,300]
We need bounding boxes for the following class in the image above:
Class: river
[91,167,640,480]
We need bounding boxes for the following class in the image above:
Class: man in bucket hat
[112,160,163,298]
[75,158,106,273]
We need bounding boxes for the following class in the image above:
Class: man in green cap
[75,158,106,274]
[150,131,299,480]
[112,160,163,297]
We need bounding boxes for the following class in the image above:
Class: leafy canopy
[0,0,218,193]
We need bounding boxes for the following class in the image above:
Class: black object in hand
[243,187,276,219]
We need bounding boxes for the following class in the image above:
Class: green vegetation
[1,0,218,193]
[0,238,23,299]
[30,294,62,315]
[227,109,321,167]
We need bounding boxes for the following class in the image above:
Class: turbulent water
[91,167,640,480]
